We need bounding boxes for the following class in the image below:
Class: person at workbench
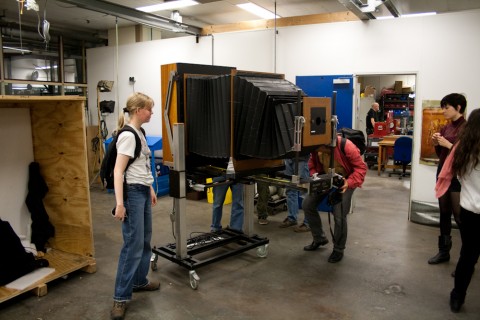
[366,102,380,135]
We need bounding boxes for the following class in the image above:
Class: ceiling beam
[201,11,359,35]
[383,0,400,17]
[56,0,201,35]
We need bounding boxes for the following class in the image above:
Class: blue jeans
[114,184,153,301]
[211,176,244,232]
[285,158,310,225]
[303,188,354,253]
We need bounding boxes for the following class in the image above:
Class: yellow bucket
[206,178,232,205]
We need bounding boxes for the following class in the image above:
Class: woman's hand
[114,204,127,222]
[436,135,453,150]
[150,186,157,206]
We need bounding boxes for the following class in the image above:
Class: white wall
[86,9,480,207]
[87,35,213,136]
[0,109,34,236]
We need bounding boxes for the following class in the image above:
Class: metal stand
[151,124,269,290]
[90,87,106,187]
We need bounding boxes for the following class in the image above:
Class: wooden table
[377,135,405,176]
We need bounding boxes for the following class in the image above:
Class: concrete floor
[1,170,479,320]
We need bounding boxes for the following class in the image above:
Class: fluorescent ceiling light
[375,16,394,20]
[237,3,280,20]
[2,46,32,53]
[35,65,58,70]
[137,0,199,13]
[376,11,436,20]
[401,12,436,18]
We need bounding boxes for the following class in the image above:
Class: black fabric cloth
[366,108,380,135]
[0,219,36,286]
[25,162,55,252]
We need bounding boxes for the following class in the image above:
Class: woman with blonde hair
[111,92,159,320]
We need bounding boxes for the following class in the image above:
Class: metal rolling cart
[150,124,270,290]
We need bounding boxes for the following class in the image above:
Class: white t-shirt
[459,162,480,214]
[116,125,154,186]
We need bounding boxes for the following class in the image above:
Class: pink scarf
[435,144,457,198]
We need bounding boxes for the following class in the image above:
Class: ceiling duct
[337,0,378,20]
[351,0,385,13]
[56,0,201,35]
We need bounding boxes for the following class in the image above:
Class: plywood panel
[0,96,95,304]
[86,125,100,183]
[0,249,95,303]
[303,97,332,147]
[30,99,93,257]
[161,63,180,165]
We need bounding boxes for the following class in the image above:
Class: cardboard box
[394,81,403,94]
[402,87,413,93]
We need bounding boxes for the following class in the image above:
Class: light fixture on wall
[236,3,280,20]
[137,0,199,13]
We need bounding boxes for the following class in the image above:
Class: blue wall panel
[296,75,354,129]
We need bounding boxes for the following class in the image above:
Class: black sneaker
[303,238,329,251]
[328,251,344,263]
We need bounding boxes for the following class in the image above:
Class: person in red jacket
[303,136,367,263]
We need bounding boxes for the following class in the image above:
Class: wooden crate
[0,96,95,303]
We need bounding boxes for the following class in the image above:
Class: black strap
[327,210,335,242]
[116,126,146,195]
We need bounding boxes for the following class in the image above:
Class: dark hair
[452,108,480,178]
[440,93,467,114]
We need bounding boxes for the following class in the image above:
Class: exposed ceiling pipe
[56,0,201,36]
[1,20,107,46]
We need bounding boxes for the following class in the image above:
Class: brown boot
[111,301,126,320]
[133,280,160,292]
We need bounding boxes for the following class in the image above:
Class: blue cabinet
[296,75,354,129]
[105,135,169,196]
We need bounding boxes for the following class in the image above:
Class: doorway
[354,73,416,220]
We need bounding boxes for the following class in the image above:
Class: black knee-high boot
[428,235,452,264]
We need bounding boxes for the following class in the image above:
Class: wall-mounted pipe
[274,1,277,73]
